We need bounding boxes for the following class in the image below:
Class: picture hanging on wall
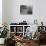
[20,5,33,15]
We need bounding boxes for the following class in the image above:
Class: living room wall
[2,0,46,26]
[0,0,2,27]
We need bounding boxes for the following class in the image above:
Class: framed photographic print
[20,5,33,15]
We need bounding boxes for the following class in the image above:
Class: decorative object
[26,27,32,40]
[0,23,9,38]
[20,5,33,15]
[0,22,9,44]
[34,19,37,24]
[0,38,5,44]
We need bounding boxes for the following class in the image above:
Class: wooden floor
[0,44,46,46]
[0,44,4,46]
[40,45,46,46]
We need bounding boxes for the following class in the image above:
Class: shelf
[9,25,31,36]
[9,25,31,26]
[16,32,23,33]
[10,32,15,33]
[10,32,23,33]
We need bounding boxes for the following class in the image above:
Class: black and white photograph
[20,5,33,15]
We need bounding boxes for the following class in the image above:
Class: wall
[0,0,2,27]
[8,0,35,24]
[2,0,46,26]
[2,0,8,24]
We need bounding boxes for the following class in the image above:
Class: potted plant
[0,23,9,44]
